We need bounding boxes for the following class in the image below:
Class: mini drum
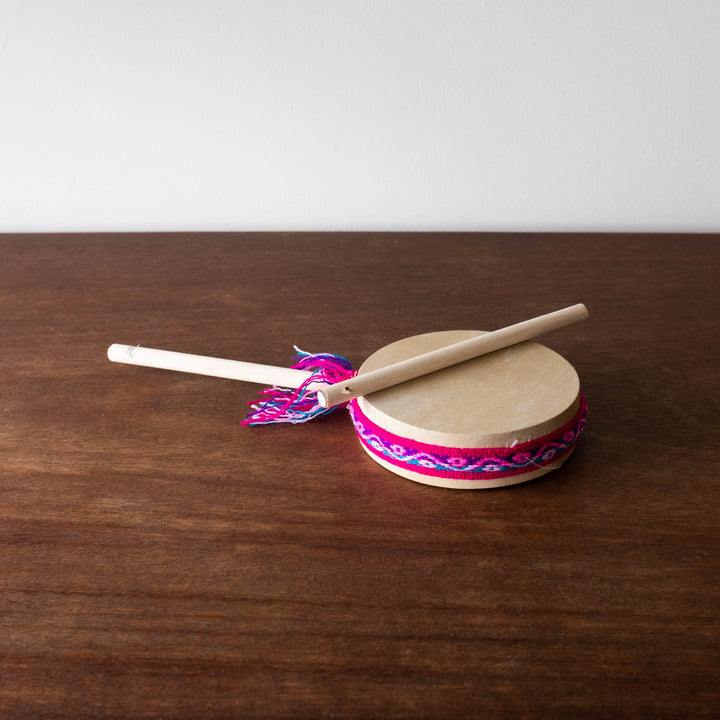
[348,330,586,489]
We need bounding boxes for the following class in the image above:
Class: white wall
[1,1,719,232]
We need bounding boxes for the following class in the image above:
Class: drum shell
[353,330,583,489]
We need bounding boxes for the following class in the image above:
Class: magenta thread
[242,349,355,425]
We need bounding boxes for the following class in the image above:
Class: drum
[348,330,586,489]
[108,305,589,489]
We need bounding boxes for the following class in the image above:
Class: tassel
[242,348,355,425]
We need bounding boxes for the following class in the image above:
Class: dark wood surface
[1,233,718,719]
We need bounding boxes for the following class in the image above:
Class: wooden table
[1,233,718,718]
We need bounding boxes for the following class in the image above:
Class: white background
[1,1,719,232]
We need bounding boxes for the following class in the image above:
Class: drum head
[354,331,582,489]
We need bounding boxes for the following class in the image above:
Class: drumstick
[107,343,314,388]
[108,303,587,409]
[314,303,588,408]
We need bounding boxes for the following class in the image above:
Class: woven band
[348,394,587,482]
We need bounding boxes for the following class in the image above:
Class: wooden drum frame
[349,331,586,489]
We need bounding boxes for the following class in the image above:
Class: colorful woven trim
[348,394,587,481]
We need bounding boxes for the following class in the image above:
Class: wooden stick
[108,303,588,409]
[315,303,589,408]
[107,344,312,388]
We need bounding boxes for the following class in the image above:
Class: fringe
[242,348,355,425]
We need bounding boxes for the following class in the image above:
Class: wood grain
[1,233,718,718]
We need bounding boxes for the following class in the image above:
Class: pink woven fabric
[348,394,587,481]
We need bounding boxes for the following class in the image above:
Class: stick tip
[107,343,129,362]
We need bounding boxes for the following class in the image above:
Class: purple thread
[242,349,355,425]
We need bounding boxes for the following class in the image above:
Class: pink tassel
[242,348,355,425]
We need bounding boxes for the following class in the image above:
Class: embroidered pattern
[349,395,587,479]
